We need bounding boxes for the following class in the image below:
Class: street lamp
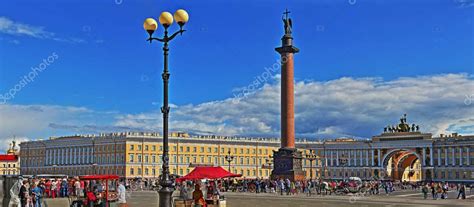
[225,150,234,173]
[339,155,348,181]
[305,149,317,180]
[143,9,189,207]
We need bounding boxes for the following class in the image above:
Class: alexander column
[271,9,305,181]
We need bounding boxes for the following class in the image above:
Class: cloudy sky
[0,0,473,151]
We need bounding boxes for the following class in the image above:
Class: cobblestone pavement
[124,189,473,207]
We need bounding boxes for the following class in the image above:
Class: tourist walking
[422,184,428,199]
[117,180,128,207]
[457,184,466,200]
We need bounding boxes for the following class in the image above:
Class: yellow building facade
[19,132,321,179]
[0,141,20,175]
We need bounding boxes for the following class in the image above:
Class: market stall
[175,166,241,207]
[77,174,120,207]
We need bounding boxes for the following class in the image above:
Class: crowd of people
[8,175,472,207]
[8,176,127,207]
[421,182,469,200]
[199,177,472,200]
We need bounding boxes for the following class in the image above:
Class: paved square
[125,190,474,207]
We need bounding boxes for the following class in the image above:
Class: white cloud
[115,73,474,139]
[0,17,85,43]
[0,73,473,150]
[0,17,54,39]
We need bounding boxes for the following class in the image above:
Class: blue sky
[0,0,473,146]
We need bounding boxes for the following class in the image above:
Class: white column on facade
[360,150,363,166]
[78,148,81,164]
[52,149,55,165]
[324,151,328,167]
[67,148,70,164]
[365,150,369,166]
[336,150,339,166]
[62,148,65,165]
[467,147,471,166]
[445,147,448,166]
[459,147,462,166]
[452,147,455,166]
[422,148,426,167]
[377,149,381,167]
[56,149,59,165]
[371,149,375,166]
[72,148,75,164]
[348,150,352,166]
[354,150,358,166]
[330,151,333,166]
[45,149,49,165]
[88,147,91,164]
[437,148,441,167]
[430,147,434,166]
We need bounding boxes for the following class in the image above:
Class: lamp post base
[158,187,174,207]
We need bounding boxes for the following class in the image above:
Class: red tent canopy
[79,175,120,180]
[176,166,241,182]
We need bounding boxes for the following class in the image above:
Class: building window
[138,168,142,175]
[208,147,211,153]
[129,154,134,163]
[160,146,163,151]
[145,145,149,151]
[193,147,197,152]
[179,169,183,175]
[200,147,204,153]
[137,155,142,163]
[138,145,142,151]
[240,149,244,154]
[145,168,149,175]
[152,169,156,176]
[130,168,134,175]
[130,145,134,150]
[145,155,149,163]
[180,146,183,152]
[152,155,156,163]
[186,147,190,152]
[246,149,250,154]
[186,157,190,164]
[152,145,156,151]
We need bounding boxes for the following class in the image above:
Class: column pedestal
[271,148,305,181]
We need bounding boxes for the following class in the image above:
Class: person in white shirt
[117,180,127,207]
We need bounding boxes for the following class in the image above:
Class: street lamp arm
[147,29,186,43]
[167,29,186,41]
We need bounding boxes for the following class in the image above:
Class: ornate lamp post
[143,9,189,207]
[339,154,348,181]
[305,149,317,180]
[225,150,234,173]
